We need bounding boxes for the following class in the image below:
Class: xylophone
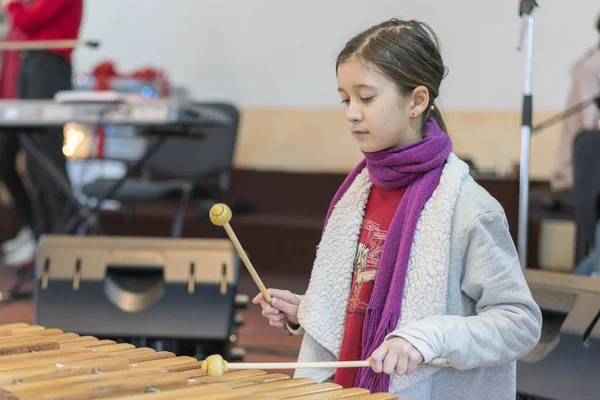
[0,323,401,400]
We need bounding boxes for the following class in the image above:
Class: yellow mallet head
[209,203,232,226]
[201,354,228,376]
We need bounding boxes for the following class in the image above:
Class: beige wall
[234,107,561,178]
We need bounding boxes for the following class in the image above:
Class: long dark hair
[336,18,448,134]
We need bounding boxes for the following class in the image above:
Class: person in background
[551,13,600,193]
[0,17,35,268]
[0,0,83,250]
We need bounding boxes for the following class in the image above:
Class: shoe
[2,237,36,269]
[1,227,34,254]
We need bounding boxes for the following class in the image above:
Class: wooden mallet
[200,354,451,377]
[0,39,101,51]
[209,203,273,305]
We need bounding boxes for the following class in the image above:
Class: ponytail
[420,102,448,136]
[430,103,447,133]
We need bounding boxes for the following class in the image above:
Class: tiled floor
[0,264,309,377]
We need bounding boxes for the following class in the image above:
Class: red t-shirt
[5,0,83,62]
[334,185,405,388]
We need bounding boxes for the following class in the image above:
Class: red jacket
[0,25,25,99]
[5,0,83,62]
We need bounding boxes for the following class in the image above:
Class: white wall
[75,0,600,110]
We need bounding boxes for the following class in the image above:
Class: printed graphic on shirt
[347,219,387,315]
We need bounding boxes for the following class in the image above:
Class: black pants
[18,51,74,235]
[0,134,34,230]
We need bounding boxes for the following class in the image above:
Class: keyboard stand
[60,133,169,235]
[0,99,230,236]
[17,132,100,235]
[18,125,208,236]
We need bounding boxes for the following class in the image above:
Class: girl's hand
[369,337,424,376]
[252,288,300,327]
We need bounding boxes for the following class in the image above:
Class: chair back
[143,102,240,188]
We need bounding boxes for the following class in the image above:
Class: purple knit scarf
[322,118,452,393]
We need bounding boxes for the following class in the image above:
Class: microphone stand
[517,0,538,269]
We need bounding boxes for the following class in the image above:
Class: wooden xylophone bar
[0,323,403,400]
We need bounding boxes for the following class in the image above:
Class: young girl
[252,18,542,399]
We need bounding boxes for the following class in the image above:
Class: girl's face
[337,55,429,153]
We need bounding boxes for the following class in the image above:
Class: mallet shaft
[226,358,450,371]
[223,223,272,304]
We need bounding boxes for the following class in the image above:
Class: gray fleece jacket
[285,154,542,400]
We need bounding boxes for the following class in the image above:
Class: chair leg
[171,185,192,238]
[574,222,588,268]
[0,268,34,304]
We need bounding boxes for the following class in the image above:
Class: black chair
[81,102,240,237]
[572,130,600,275]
